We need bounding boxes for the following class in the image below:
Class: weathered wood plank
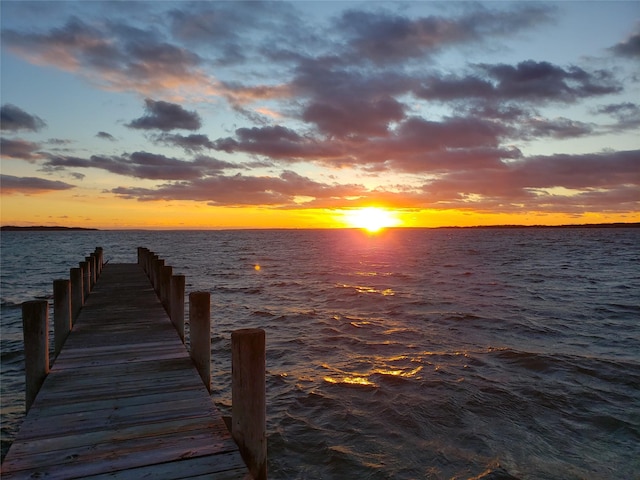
[82,452,249,480]
[1,263,250,480]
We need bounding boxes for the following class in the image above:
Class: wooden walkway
[1,263,251,479]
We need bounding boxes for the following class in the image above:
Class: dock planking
[1,263,252,479]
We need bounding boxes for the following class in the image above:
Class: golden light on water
[341,207,402,232]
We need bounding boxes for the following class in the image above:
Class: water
[1,228,639,479]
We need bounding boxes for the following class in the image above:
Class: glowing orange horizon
[1,190,638,230]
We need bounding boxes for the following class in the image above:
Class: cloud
[521,117,594,140]
[211,115,516,172]
[595,102,640,132]
[107,149,640,213]
[0,104,46,132]
[415,61,622,104]
[336,4,554,64]
[169,1,312,69]
[111,170,367,207]
[127,99,201,131]
[96,131,116,141]
[42,151,235,180]
[0,137,43,161]
[610,30,640,57]
[155,133,215,152]
[0,174,75,194]
[2,16,208,95]
[303,96,405,137]
[46,138,72,146]
[421,149,640,212]
[213,125,346,162]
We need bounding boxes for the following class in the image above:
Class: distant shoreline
[1,222,638,231]
[0,226,99,231]
[436,222,640,230]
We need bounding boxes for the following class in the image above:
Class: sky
[1,1,639,229]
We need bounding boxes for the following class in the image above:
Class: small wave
[0,300,22,309]
[487,347,559,373]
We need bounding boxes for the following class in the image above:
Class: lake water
[1,228,639,479]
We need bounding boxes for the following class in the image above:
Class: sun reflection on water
[321,360,424,388]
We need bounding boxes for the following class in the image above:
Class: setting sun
[342,207,402,232]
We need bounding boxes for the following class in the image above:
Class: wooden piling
[89,254,97,288]
[152,256,163,293]
[22,300,49,413]
[137,247,144,267]
[70,267,83,322]
[53,279,72,356]
[189,291,211,392]
[144,250,153,276]
[170,274,185,342]
[160,265,172,312]
[80,260,90,300]
[232,328,267,480]
[94,247,103,277]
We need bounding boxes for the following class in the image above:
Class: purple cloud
[43,151,234,180]
[127,99,202,131]
[111,170,367,207]
[96,131,116,141]
[336,4,554,64]
[0,137,43,161]
[1,174,75,194]
[155,133,215,152]
[1,104,46,132]
[2,16,205,94]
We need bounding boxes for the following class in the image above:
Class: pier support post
[232,328,267,480]
[152,257,163,293]
[189,291,211,392]
[94,247,103,277]
[87,256,96,290]
[53,279,72,356]
[170,275,185,342]
[22,300,49,413]
[70,267,83,322]
[144,250,153,277]
[80,261,90,300]
[160,265,172,312]
[137,247,144,268]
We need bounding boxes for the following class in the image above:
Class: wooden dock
[1,261,254,479]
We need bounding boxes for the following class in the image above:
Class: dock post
[87,256,96,290]
[160,265,172,312]
[22,300,49,413]
[151,256,162,293]
[80,260,91,299]
[144,250,153,276]
[53,279,72,356]
[170,274,185,342]
[232,328,267,480]
[95,247,103,277]
[70,267,83,322]
[189,291,211,392]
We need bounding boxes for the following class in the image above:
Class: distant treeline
[444,222,640,229]
[1,226,99,231]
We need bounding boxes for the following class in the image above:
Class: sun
[342,207,401,232]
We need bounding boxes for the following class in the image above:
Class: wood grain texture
[1,263,251,480]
